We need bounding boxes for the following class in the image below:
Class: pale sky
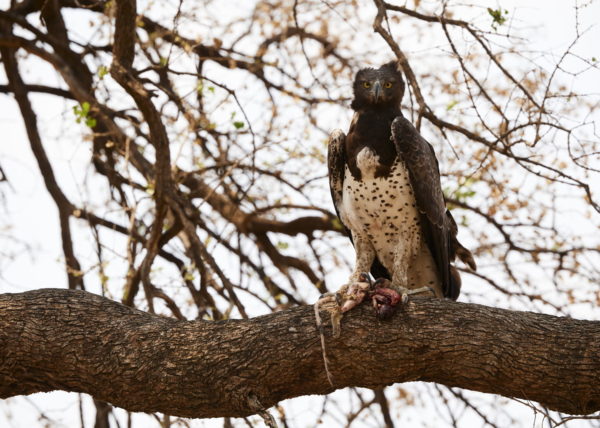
[0,0,599,427]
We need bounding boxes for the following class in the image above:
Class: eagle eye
[362,81,371,89]
[384,82,393,88]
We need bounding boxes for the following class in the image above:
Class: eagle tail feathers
[446,210,477,271]
[448,265,462,300]
[456,246,477,271]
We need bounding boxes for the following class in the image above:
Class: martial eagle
[320,61,476,327]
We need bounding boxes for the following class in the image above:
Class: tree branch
[1,289,599,418]
[0,25,84,290]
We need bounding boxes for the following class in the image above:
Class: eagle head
[350,61,405,111]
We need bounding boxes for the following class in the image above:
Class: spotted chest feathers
[341,147,428,286]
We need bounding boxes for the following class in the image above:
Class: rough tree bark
[0,289,599,418]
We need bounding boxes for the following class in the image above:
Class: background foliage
[0,0,599,426]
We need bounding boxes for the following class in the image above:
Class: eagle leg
[349,234,377,282]
[371,278,434,320]
[315,233,376,335]
[314,273,371,338]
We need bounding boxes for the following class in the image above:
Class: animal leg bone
[314,273,371,386]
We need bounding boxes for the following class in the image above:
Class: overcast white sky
[0,0,599,427]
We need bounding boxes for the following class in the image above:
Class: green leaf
[331,217,344,231]
[146,182,155,196]
[72,105,81,120]
[233,121,245,129]
[451,177,478,203]
[446,100,458,111]
[99,273,109,286]
[487,7,508,29]
[73,102,94,126]
[98,65,108,79]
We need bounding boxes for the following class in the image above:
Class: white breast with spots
[341,147,423,282]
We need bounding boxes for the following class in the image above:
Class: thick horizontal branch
[1,289,599,418]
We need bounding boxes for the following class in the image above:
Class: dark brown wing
[327,126,391,280]
[447,210,477,271]
[391,116,459,299]
[327,129,348,234]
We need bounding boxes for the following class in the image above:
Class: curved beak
[373,81,382,103]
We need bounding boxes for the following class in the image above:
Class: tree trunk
[0,289,599,418]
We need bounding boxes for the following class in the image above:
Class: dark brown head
[350,61,405,111]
